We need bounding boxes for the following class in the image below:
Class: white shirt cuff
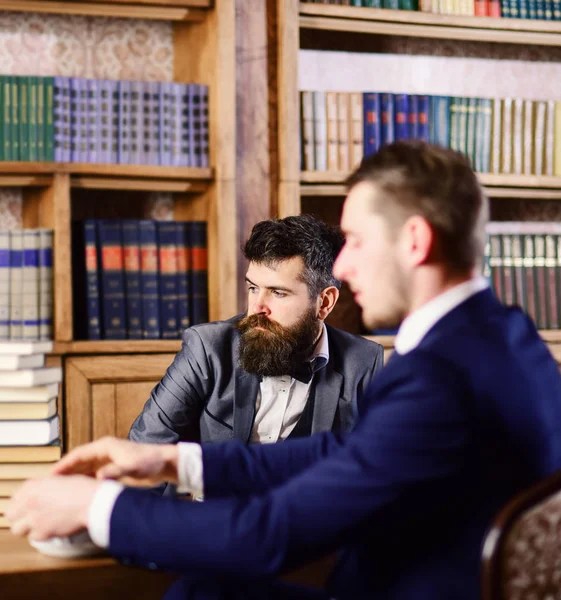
[87,480,125,549]
[177,442,204,496]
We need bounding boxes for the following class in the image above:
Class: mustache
[236,313,287,337]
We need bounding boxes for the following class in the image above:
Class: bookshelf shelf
[300,173,561,200]
[51,340,182,355]
[0,162,213,180]
[0,1,208,22]
[299,3,561,46]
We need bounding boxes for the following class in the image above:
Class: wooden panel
[67,355,175,383]
[64,359,92,451]
[277,0,300,184]
[70,177,207,193]
[92,384,116,440]
[236,0,272,311]
[115,381,158,439]
[278,180,301,219]
[51,340,182,355]
[0,162,212,179]
[0,1,204,21]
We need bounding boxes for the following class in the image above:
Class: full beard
[236,308,321,377]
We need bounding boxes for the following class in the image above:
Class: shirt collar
[311,323,329,372]
[394,277,489,355]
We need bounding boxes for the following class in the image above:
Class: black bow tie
[291,362,314,384]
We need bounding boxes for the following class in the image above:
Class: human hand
[51,436,179,486]
[6,475,100,541]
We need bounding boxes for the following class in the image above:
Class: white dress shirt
[88,324,330,548]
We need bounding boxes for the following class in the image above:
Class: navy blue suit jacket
[108,290,561,600]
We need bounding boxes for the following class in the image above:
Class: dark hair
[347,140,488,272]
[243,215,344,296]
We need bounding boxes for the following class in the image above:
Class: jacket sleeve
[128,327,212,444]
[109,352,473,578]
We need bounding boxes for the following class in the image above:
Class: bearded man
[128,214,384,455]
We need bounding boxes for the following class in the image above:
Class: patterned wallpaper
[0,12,175,229]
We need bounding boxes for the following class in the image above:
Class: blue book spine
[96,220,126,339]
[97,79,111,164]
[9,229,23,340]
[170,82,184,167]
[118,80,131,164]
[188,83,200,167]
[408,94,419,139]
[83,220,101,340]
[156,221,179,339]
[130,80,144,165]
[362,92,381,158]
[436,96,451,148]
[175,222,191,334]
[38,229,53,340]
[53,76,70,162]
[159,81,172,166]
[199,84,209,168]
[22,229,40,341]
[417,95,430,142]
[139,220,160,339]
[380,93,395,146]
[147,81,160,166]
[109,80,119,164]
[0,231,9,340]
[121,220,143,339]
[78,78,89,163]
[190,221,208,326]
[70,78,80,162]
[394,93,409,141]
[87,79,99,163]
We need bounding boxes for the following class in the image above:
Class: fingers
[51,437,119,476]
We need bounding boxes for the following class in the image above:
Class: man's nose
[251,292,271,316]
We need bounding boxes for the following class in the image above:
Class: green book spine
[44,77,54,162]
[11,76,19,161]
[449,97,460,152]
[36,77,45,162]
[3,77,10,161]
[19,76,29,161]
[466,97,477,169]
[458,97,468,158]
[28,76,38,162]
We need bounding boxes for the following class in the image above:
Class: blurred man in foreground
[9,141,561,600]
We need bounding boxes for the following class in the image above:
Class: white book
[0,415,59,446]
[0,382,58,403]
[0,353,45,371]
[0,396,57,420]
[0,366,62,387]
[0,340,53,355]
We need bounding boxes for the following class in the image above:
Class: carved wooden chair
[482,470,561,600]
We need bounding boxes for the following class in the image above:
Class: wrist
[162,445,180,483]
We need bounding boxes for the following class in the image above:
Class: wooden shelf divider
[299,3,561,45]
[51,340,183,356]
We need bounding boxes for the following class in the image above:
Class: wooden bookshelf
[0,0,237,452]
[0,0,207,21]
[299,3,561,45]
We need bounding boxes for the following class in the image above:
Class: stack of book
[0,340,62,529]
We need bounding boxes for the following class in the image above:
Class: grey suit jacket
[129,315,384,445]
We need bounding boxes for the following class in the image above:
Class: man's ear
[317,286,339,321]
[401,215,434,267]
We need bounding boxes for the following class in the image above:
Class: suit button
[148,562,158,570]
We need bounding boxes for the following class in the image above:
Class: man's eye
[248,286,258,293]
[273,290,286,298]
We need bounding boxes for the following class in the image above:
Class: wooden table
[0,530,176,599]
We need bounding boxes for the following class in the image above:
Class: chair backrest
[481,469,561,600]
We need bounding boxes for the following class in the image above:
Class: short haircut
[243,215,344,297]
[347,140,488,273]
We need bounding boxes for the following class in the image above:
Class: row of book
[300,91,561,177]
[487,222,561,330]
[0,229,53,342]
[302,0,561,20]
[76,219,208,341]
[0,75,209,167]
[0,340,62,529]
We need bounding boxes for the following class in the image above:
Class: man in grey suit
[129,215,384,449]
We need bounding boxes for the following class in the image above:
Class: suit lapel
[233,371,260,443]
[311,365,343,434]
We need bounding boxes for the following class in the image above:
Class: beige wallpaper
[0,12,175,229]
